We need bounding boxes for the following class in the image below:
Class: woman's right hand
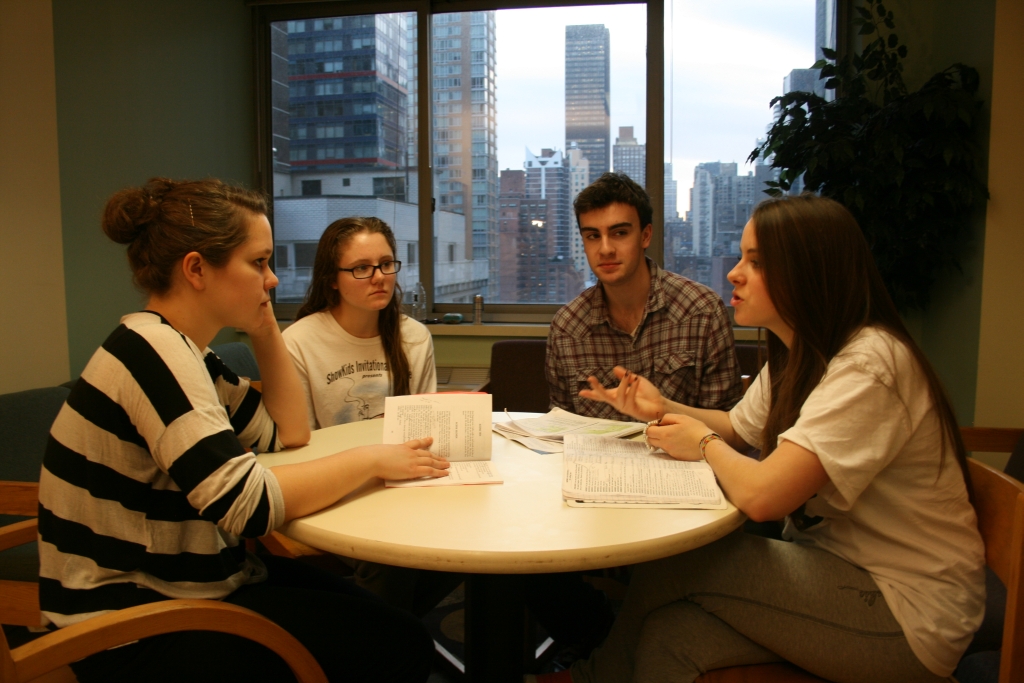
[578,366,666,422]
[372,437,450,481]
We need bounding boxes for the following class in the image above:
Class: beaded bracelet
[698,432,723,459]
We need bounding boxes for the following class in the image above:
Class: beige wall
[974,0,1024,448]
[0,0,70,392]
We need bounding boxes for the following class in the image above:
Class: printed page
[385,460,503,488]
[383,393,492,461]
[494,407,644,440]
[562,435,725,507]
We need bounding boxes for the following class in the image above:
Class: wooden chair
[0,480,328,683]
[696,428,1024,683]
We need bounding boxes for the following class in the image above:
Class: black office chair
[487,340,550,413]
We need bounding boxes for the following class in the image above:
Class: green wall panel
[53,0,255,375]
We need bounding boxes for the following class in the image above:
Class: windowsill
[263,322,763,341]
[426,323,549,337]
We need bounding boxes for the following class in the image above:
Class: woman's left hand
[645,413,715,461]
[247,301,280,340]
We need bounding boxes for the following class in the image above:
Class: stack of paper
[562,434,727,509]
[493,407,646,453]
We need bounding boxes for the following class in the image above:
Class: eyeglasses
[338,260,402,279]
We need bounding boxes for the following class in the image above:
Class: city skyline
[493,1,815,215]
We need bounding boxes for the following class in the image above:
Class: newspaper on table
[382,393,501,487]
[493,407,645,453]
[561,434,728,509]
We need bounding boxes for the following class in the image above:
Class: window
[258,2,828,320]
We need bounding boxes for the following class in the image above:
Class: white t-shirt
[283,310,437,430]
[729,326,985,677]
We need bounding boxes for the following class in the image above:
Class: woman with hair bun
[536,195,985,683]
[39,177,445,683]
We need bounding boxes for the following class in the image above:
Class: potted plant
[750,0,989,311]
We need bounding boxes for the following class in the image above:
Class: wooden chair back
[0,482,43,628]
[966,457,1024,683]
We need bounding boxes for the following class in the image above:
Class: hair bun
[101,177,176,244]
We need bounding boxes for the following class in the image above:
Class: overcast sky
[492,1,817,215]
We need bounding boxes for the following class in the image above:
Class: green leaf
[821,47,838,59]
[855,5,873,20]
[888,34,898,48]
[877,3,887,17]
[898,45,907,58]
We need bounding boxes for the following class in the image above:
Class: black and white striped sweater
[38,311,285,628]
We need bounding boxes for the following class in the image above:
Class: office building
[497,150,584,303]
[406,10,500,301]
[274,15,409,189]
[612,126,645,187]
[566,143,592,283]
[565,24,610,184]
[664,162,678,220]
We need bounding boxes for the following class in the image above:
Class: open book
[562,434,727,509]
[493,407,645,453]
[382,393,501,487]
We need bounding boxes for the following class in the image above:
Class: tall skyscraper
[566,142,591,282]
[404,11,499,301]
[664,162,678,220]
[565,24,610,184]
[612,126,645,187]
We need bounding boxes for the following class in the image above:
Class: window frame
[253,0,664,322]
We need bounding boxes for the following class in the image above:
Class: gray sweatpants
[571,531,953,683]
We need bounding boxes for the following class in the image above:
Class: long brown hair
[296,217,410,397]
[103,177,267,294]
[752,195,969,491]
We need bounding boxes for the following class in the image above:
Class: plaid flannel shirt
[545,259,743,420]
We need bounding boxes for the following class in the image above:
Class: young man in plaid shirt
[546,172,743,419]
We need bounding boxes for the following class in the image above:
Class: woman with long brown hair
[283,216,453,616]
[283,216,435,428]
[39,178,447,683]
[540,195,985,683]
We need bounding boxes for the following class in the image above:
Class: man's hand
[578,366,666,422]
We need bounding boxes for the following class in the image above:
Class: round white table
[258,413,744,681]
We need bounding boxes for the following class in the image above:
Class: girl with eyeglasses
[283,216,456,617]
[283,216,436,429]
[40,178,448,683]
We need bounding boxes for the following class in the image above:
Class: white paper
[385,460,503,487]
[383,393,492,461]
[492,428,565,453]
[562,434,727,509]
[493,407,644,441]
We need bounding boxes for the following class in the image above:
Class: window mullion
[416,0,435,313]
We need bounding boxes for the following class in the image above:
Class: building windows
[301,180,321,196]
